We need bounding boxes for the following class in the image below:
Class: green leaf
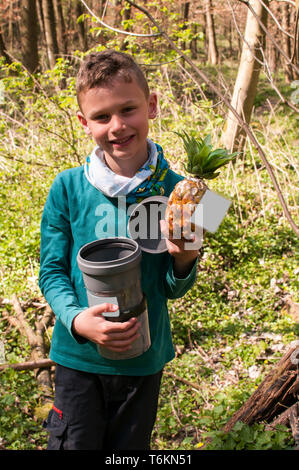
[232,421,244,432]
[201,171,220,179]
[203,155,235,172]
[240,425,254,443]
[191,164,202,174]
[203,148,232,167]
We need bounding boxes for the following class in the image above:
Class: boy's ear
[77,111,91,135]
[148,92,158,119]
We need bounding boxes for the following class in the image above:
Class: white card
[191,189,231,233]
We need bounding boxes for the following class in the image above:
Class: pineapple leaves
[203,153,237,172]
[175,131,237,180]
[202,171,220,180]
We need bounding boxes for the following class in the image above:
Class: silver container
[77,238,151,360]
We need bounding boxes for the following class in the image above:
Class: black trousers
[43,364,163,450]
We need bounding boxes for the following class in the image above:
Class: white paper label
[87,293,120,317]
[191,189,231,233]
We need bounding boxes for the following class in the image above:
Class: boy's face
[77,77,157,176]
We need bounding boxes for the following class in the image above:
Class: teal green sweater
[39,165,198,375]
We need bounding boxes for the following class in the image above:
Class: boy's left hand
[160,220,203,278]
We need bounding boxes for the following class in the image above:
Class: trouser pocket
[43,406,67,450]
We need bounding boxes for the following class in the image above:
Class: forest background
[0,0,298,450]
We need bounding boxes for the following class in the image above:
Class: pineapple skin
[165,178,207,239]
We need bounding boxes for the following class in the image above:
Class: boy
[40,50,199,450]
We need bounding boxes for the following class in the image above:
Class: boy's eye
[95,114,109,121]
[123,106,135,113]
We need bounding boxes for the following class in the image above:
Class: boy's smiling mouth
[109,135,135,147]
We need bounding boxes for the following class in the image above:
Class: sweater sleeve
[163,256,198,299]
[38,175,86,340]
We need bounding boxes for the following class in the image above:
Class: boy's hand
[72,303,141,352]
[160,220,202,278]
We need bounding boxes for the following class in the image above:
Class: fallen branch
[164,370,201,391]
[265,401,297,429]
[10,294,38,346]
[222,342,299,432]
[2,296,54,399]
[0,358,55,372]
[200,342,299,449]
[0,356,203,395]
[289,402,299,449]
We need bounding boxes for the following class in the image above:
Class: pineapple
[165,132,236,240]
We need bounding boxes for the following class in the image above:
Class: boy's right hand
[72,303,141,352]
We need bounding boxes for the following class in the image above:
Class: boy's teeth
[113,137,131,144]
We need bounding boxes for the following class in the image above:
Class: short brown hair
[76,50,149,109]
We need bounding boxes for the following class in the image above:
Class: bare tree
[181,1,190,51]
[19,0,39,72]
[0,31,11,64]
[53,0,68,56]
[41,0,59,68]
[280,2,295,83]
[205,0,218,65]
[76,0,88,52]
[266,1,279,74]
[112,0,122,27]
[222,0,269,152]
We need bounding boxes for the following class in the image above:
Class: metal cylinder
[77,238,151,360]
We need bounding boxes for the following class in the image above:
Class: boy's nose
[110,114,126,134]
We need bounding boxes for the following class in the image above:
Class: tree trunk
[222,0,269,152]
[53,0,68,56]
[0,32,11,64]
[227,19,233,58]
[8,1,15,52]
[222,342,299,432]
[267,40,278,74]
[266,1,279,74]
[19,0,39,72]
[120,4,132,51]
[95,0,105,17]
[281,3,294,83]
[205,0,218,65]
[36,0,46,49]
[293,8,299,77]
[183,1,190,22]
[41,0,59,68]
[200,342,299,449]
[181,1,190,52]
[112,0,122,27]
[191,24,198,59]
[75,0,88,52]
